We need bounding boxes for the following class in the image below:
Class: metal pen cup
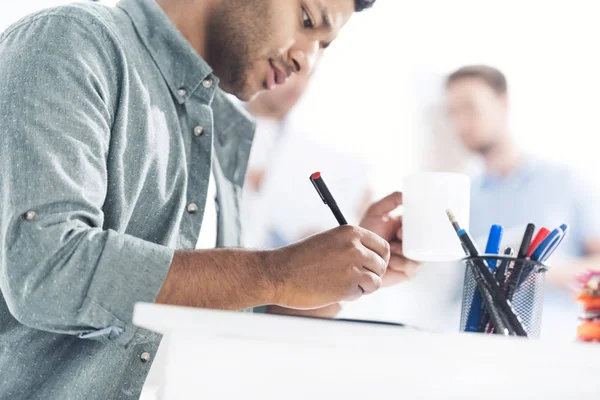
[459,254,547,338]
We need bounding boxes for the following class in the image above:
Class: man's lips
[267,60,287,89]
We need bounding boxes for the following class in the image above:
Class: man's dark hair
[446,65,508,95]
[355,0,376,12]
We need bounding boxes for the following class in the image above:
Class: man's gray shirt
[0,0,255,398]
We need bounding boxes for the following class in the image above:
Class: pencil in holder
[459,254,547,338]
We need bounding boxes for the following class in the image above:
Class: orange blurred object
[575,293,600,312]
[577,321,600,342]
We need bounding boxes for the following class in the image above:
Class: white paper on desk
[260,132,372,242]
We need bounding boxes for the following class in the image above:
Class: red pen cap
[527,227,551,257]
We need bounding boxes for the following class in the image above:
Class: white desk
[134,303,600,399]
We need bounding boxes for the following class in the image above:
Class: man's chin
[219,79,263,102]
[236,89,262,103]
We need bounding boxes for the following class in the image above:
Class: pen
[508,226,550,299]
[466,225,503,332]
[495,247,514,289]
[530,227,564,262]
[453,234,509,335]
[469,260,510,335]
[447,210,528,337]
[539,224,569,262]
[505,223,536,300]
[309,172,348,226]
[526,227,551,258]
[490,247,514,333]
[485,225,504,271]
[477,247,513,333]
[518,223,536,260]
[517,225,568,289]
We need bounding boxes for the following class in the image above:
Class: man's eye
[302,9,314,29]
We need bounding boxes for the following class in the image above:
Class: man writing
[0,0,417,398]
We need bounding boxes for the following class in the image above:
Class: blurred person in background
[445,65,600,340]
[242,59,373,250]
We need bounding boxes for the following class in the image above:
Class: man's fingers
[381,269,410,287]
[358,270,383,295]
[359,247,387,277]
[390,241,403,256]
[358,227,391,265]
[396,220,403,241]
[388,215,403,235]
[348,284,363,302]
[388,255,420,277]
[364,191,402,218]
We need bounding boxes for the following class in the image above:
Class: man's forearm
[156,249,280,310]
[156,225,392,312]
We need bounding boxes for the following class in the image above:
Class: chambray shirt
[0,0,255,398]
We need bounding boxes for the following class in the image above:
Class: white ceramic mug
[402,172,471,262]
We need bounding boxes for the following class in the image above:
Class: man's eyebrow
[314,0,332,30]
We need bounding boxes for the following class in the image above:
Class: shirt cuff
[80,230,175,346]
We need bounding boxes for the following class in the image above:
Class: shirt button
[193,126,204,137]
[187,203,198,214]
[202,77,214,89]
[140,352,151,363]
[24,211,37,221]
[177,88,187,97]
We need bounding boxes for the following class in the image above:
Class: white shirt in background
[241,117,284,249]
[196,170,218,249]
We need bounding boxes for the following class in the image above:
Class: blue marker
[465,224,504,332]
[484,225,504,271]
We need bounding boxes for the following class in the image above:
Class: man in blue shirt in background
[445,65,600,340]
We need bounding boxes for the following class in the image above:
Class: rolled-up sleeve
[0,13,174,345]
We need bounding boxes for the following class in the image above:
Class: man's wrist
[257,249,286,306]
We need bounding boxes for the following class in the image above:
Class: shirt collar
[118,0,217,104]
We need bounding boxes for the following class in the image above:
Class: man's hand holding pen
[269,225,391,310]
[310,173,422,289]
[273,192,422,311]
[266,189,422,318]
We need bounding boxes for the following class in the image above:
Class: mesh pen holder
[459,255,548,338]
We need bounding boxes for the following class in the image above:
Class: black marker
[507,223,536,300]
[310,172,348,226]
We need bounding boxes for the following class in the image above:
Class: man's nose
[289,39,319,76]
